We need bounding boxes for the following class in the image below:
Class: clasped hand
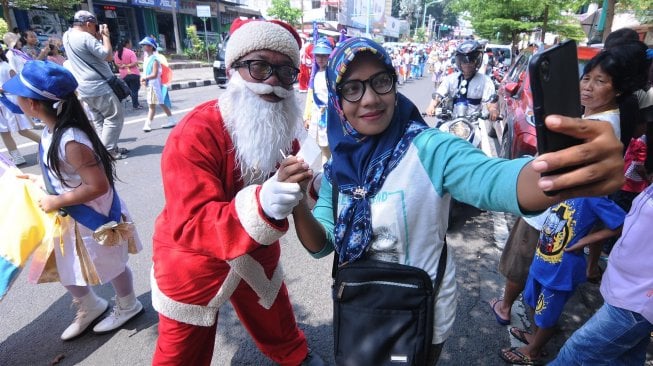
[259,156,313,220]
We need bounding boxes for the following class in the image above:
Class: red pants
[152,281,308,365]
[298,65,310,91]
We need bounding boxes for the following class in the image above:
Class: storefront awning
[224,5,261,17]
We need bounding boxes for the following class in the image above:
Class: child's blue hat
[139,36,158,49]
[313,37,333,55]
[2,60,78,101]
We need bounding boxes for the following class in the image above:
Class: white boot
[142,119,152,132]
[61,292,108,341]
[161,115,176,129]
[93,293,143,333]
[9,150,26,166]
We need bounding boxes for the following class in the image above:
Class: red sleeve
[153,101,288,261]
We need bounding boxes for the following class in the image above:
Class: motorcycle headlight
[448,119,472,140]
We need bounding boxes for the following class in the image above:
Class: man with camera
[63,10,127,159]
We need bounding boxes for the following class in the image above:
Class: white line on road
[0,107,195,153]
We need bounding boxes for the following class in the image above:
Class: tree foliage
[267,0,302,27]
[2,0,78,30]
[450,0,586,45]
[399,0,422,32]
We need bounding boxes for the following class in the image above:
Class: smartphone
[530,40,583,158]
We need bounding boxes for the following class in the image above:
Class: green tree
[451,0,586,46]
[0,18,7,36]
[3,0,79,30]
[267,0,302,27]
[400,0,423,34]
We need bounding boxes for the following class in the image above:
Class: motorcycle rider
[425,40,499,121]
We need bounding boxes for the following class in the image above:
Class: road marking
[1,107,195,153]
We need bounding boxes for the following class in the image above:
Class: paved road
[1,75,651,365]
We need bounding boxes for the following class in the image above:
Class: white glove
[259,175,304,220]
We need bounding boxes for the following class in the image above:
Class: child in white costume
[0,41,40,165]
[6,60,143,341]
[303,37,333,166]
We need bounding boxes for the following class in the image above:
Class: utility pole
[172,1,182,55]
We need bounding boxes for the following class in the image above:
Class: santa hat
[225,19,301,69]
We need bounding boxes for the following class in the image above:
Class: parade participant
[150,19,324,365]
[0,46,40,165]
[281,37,625,365]
[63,10,127,160]
[139,37,175,132]
[303,37,333,166]
[298,39,312,92]
[425,40,499,121]
[5,61,142,340]
[3,32,31,73]
[114,39,142,110]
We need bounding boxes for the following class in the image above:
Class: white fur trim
[234,185,286,245]
[150,254,285,325]
[228,255,284,309]
[150,267,222,326]
[226,21,300,68]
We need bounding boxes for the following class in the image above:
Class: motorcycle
[433,98,483,149]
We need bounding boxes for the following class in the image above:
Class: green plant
[184,25,206,60]
[0,18,7,37]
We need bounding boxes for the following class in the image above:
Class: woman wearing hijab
[280,37,625,364]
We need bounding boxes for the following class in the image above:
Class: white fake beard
[220,72,301,185]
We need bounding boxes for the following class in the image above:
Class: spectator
[114,39,142,110]
[21,30,48,60]
[549,185,653,365]
[63,10,127,160]
[46,37,66,65]
[284,37,625,365]
[3,32,31,73]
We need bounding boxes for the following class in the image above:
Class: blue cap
[139,36,158,49]
[2,60,78,101]
[313,37,333,55]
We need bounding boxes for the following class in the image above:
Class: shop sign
[28,9,64,37]
[133,0,156,7]
[178,0,218,15]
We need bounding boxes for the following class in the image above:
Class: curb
[169,79,217,90]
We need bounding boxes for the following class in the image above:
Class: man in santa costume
[151,19,324,365]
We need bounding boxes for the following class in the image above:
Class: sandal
[499,347,543,365]
[489,298,510,325]
[509,327,532,345]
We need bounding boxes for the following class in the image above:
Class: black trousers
[123,74,141,108]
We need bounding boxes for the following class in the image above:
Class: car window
[216,36,228,61]
[507,53,530,82]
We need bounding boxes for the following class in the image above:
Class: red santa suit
[151,100,307,365]
[298,43,313,92]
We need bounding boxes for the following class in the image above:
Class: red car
[490,46,601,159]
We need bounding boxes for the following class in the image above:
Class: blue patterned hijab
[323,37,428,264]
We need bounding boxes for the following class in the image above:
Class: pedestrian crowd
[1,10,176,166]
[1,12,652,366]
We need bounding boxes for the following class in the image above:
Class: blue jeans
[549,303,653,365]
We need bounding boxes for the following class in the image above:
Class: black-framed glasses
[232,59,299,85]
[337,71,395,103]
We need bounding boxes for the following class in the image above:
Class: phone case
[529,40,583,156]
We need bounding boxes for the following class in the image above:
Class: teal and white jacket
[311,128,531,344]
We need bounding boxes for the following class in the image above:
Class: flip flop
[499,347,543,365]
[509,327,532,345]
[489,298,510,325]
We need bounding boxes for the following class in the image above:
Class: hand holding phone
[529,40,584,195]
[529,40,583,156]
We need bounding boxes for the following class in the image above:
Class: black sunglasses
[232,59,299,85]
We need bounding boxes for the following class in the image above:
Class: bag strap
[65,35,111,81]
[329,175,448,292]
[331,179,339,279]
[38,142,122,230]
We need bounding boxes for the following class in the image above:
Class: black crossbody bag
[65,38,131,101]
[330,185,447,366]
